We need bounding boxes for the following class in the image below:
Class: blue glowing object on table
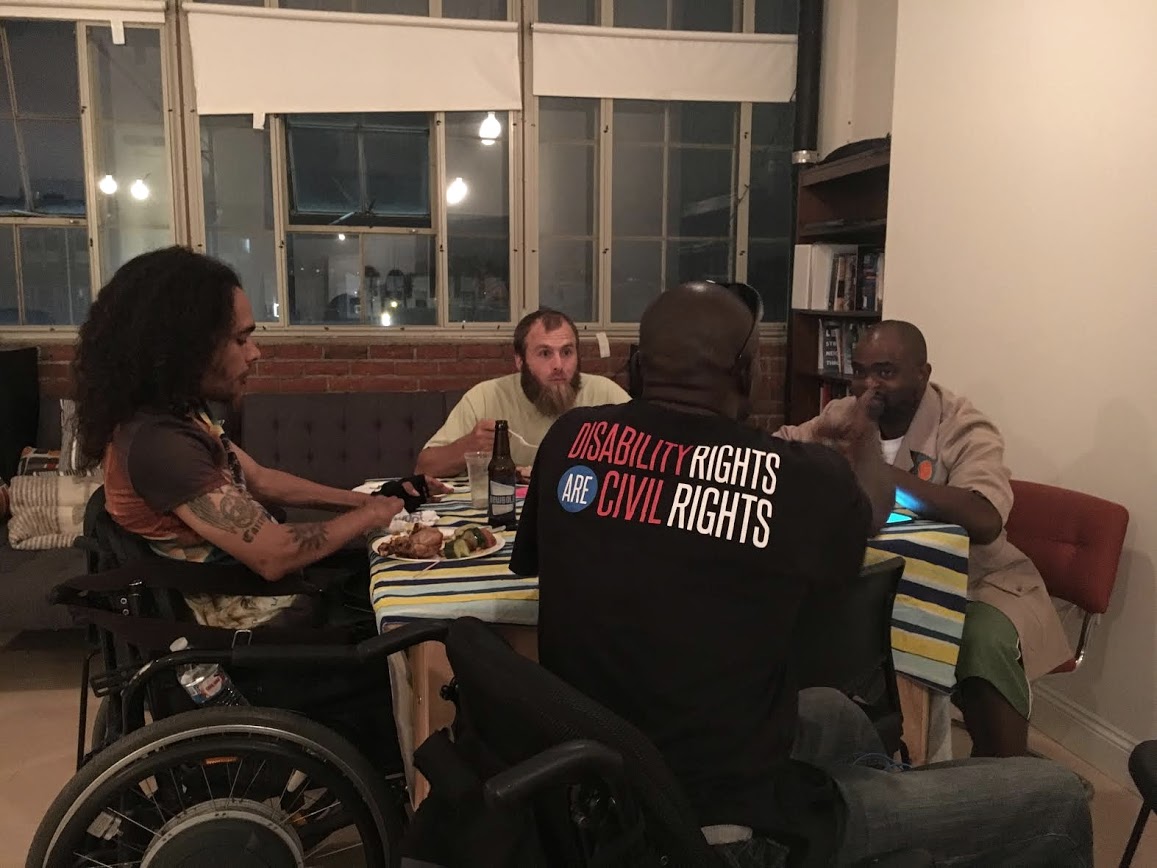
[886,511,916,525]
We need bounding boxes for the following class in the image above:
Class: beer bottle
[488,420,518,529]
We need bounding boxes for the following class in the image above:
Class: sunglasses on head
[706,280,763,371]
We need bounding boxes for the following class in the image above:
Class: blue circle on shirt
[557,465,599,513]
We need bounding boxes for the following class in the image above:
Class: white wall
[887,0,1157,785]
[818,0,897,158]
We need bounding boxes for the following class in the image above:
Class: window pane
[755,0,799,34]
[540,239,596,322]
[613,144,662,237]
[539,0,595,25]
[364,234,436,327]
[19,226,90,326]
[540,98,597,142]
[614,0,665,29]
[748,147,792,239]
[614,100,663,144]
[88,28,172,281]
[287,113,431,227]
[446,112,510,323]
[281,0,429,13]
[0,119,23,213]
[363,117,430,223]
[0,227,16,324]
[667,146,733,238]
[539,98,598,322]
[287,233,361,325]
[748,239,790,322]
[670,100,736,146]
[752,101,793,147]
[21,119,85,216]
[611,239,661,323]
[443,0,506,19]
[7,21,79,116]
[671,0,738,32]
[287,232,435,326]
[201,116,278,322]
[749,102,794,322]
[666,238,730,288]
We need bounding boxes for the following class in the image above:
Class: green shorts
[953,601,1031,719]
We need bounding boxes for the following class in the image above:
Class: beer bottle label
[489,480,517,524]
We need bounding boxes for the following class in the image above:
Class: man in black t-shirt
[511,282,1091,866]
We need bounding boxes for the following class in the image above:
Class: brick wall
[28,336,786,431]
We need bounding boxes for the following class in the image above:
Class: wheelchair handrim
[41,717,393,866]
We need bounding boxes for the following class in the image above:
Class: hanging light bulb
[98,174,118,195]
[380,311,392,327]
[129,179,150,201]
[478,111,501,142]
[446,176,468,205]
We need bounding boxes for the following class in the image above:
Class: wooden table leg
[408,625,538,806]
[896,673,931,766]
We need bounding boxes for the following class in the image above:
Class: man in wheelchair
[64,247,446,782]
[509,282,1093,866]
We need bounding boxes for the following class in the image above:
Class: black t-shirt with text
[510,400,872,829]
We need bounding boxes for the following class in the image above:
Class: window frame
[2,0,791,339]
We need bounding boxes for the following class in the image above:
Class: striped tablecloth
[370,494,970,691]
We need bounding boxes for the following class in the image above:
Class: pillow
[17,447,59,476]
[6,470,103,550]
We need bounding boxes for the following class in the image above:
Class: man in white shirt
[415,308,630,477]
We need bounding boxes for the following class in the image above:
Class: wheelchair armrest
[482,740,626,809]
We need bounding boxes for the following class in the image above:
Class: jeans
[792,688,1093,867]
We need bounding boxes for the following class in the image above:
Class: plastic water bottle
[170,637,248,707]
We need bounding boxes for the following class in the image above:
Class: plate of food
[373,524,504,562]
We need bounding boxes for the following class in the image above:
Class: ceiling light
[481,138,496,147]
[446,176,468,205]
[337,233,346,241]
[98,174,117,195]
[380,311,392,327]
[129,179,150,201]
[478,111,501,141]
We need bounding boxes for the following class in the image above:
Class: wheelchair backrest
[440,617,726,868]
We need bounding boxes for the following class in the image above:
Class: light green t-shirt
[425,373,630,466]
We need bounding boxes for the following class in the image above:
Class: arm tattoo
[288,522,328,554]
[187,487,270,543]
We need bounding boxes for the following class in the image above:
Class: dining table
[369,486,970,802]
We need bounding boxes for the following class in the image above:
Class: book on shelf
[818,319,867,376]
[792,243,885,313]
[819,381,850,412]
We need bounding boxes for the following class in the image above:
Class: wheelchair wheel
[29,706,402,868]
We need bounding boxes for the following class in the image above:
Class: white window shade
[186,4,522,116]
[532,23,797,103]
[0,1,163,25]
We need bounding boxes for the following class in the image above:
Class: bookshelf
[785,144,889,424]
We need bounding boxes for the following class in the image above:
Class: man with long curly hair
[73,246,441,631]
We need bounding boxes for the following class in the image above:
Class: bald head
[863,320,928,366]
[850,319,932,438]
[636,281,758,417]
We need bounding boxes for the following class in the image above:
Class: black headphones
[626,281,763,398]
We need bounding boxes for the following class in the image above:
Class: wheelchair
[29,489,933,867]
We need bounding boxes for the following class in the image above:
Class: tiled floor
[3,629,1154,866]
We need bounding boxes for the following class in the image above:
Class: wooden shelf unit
[785,145,890,424]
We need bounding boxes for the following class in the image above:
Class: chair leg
[1119,805,1150,868]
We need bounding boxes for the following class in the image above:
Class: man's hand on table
[517,465,532,483]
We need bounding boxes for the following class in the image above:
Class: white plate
[353,479,462,495]
[372,527,505,563]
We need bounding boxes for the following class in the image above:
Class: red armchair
[1005,480,1129,673]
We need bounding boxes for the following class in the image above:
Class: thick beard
[521,367,581,417]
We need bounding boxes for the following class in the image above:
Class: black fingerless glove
[373,475,430,513]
